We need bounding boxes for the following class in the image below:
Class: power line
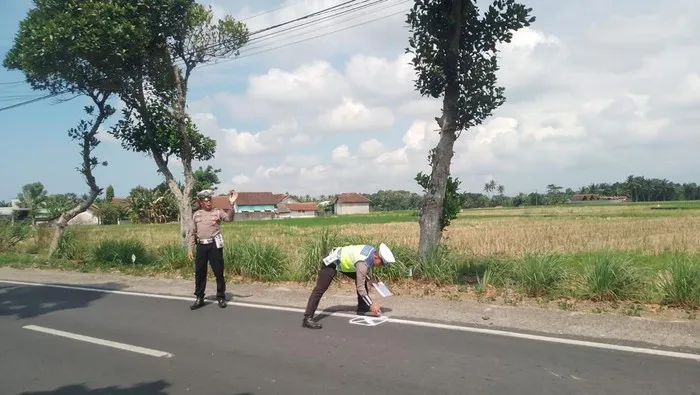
[238,0,306,22]
[240,0,409,54]
[0,1,410,113]
[0,93,62,113]
[201,6,409,68]
[246,0,405,46]
[183,0,400,61]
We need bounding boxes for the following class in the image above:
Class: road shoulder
[0,267,698,352]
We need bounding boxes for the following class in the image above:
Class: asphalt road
[0,282,698,395]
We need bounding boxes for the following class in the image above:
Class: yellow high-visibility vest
[337,244,376,272]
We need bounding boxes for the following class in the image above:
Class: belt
[197,238,214,244]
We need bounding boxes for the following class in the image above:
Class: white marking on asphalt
[349,316,389,326]
[23,324,174,358]
[3,279,700,362]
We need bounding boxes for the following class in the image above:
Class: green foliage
[91,239,152,265]
[657,254,700,308]
[576,252,641,302]
[53,229,85,261]
[0,221,32,253]
[108,1,249,170]
[44,193,80,220]
[405,0,535,130]
[105,186,114,202]
[192,165,222,197]
[516,252,566,297]
[226,239,288,281]
[415,172,461,231]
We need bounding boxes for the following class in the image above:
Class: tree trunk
[171,62,196,248]
[417,0,463,258]
[48,111,107,258]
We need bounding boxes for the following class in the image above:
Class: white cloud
[184,0,700,196]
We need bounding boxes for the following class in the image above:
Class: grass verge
[1,221,698,319]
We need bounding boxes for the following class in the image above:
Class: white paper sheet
[372,281,393,297]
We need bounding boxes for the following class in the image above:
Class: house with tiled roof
[211,191,302,221]
[332,192,370,215]
[278,202,319,219]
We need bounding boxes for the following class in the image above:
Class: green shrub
[228,239,288,281]
[0,220,32,253]
[155,243,190,271]
[54,229,87,261]
[516,252,566,297]
[657,254,700,309]
[576,251,640,302]
[412,244,461,285]
[295,228,367,282]
[458,257,514,287]
[91,239,152,265]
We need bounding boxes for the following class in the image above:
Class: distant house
[211,192,291,221]
[569,194,629,204]
[333,192,370,215]
[278,202,318,219]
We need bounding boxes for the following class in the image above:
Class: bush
[155,243,190,271]
[657,254,700,309]
[576,251,641,302]
[227,239,288,281]
[515,252,566,297]
[0,220,32,253]
[412,244,461,286]
[91,239,152,265]
[54,229,87,261]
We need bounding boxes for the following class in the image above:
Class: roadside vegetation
[1,201,699,319]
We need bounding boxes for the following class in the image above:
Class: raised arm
[219,204,236,222]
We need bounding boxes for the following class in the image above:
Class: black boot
[217,297,227,308]
[302,316,322,329]
[190,297,205,310]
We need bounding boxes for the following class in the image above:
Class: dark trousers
[194,242,226,299]
[303,262,370,317]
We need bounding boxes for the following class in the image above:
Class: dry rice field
[64,202,700,258]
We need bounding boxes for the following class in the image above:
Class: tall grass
[4,209,700,311]
[656,254,700,308]
[226,239,287,281]
[576,251,641,302]
[515,252,566,297]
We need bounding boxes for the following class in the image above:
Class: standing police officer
[187,189,238,310]
[302,243,395,329]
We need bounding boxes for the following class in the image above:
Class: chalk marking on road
[349,316,389,327]
[3,279,700,362]
[23,324,174,358]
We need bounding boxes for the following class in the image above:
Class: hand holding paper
[372,281,393,297]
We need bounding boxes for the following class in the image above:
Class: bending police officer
[187,189,238,310]
[302,243,395,329]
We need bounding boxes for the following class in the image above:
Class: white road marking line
[23,324,173,358]
[349,316,389,326]
[3,279,700,362]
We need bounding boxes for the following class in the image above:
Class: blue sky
[1,0,700,201]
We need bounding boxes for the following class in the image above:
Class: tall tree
[15,182,48,223]
[1,0,150,256]
[193,165,222,197]
[406,0,535,257]
[111,2,249,246]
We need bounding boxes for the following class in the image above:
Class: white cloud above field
[185,0,700,197]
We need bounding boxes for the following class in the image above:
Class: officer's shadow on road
[205,291,253,302]
[17,380,254,395]
[0,282,124,320]
[315,304,394,322]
